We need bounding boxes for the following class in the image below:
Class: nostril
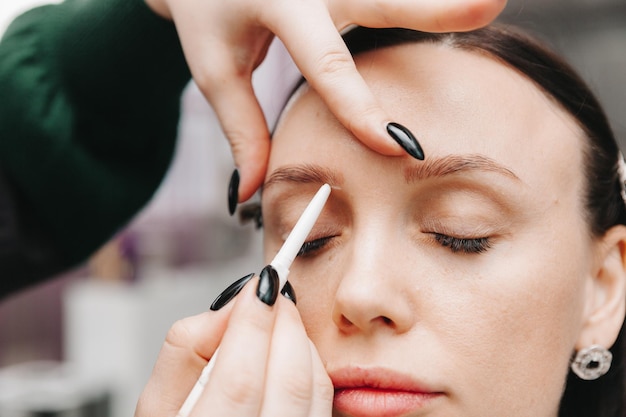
[340,315,353,327]
[382,316,392,325]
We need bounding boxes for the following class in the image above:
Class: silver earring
[571,345,612,380]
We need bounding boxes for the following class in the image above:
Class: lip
[330,367,444,417]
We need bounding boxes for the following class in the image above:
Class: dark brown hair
[339,25,626,417]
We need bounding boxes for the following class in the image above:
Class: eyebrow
[263,154,520,190]
[264,164,344,191]
[404,154,521,183]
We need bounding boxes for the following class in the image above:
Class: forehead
[269,42,585,198]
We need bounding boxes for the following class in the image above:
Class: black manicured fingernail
[386,122,424,160]
[257,265,279,306]
[210,273,254,311]
[281,281,297,305]
[228,169,240,216]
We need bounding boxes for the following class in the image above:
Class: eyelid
[297,235,335,257]
[265,198,332,241]
[271,219,338,250]
[420,218,496,239]
[294,224,342,258]
[413,183,520,224]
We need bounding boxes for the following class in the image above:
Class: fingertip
[225,129,270,204]
[291,67,426,162]
[275,7,416,161]
[446,0,508,31]
[356,120,407,156]
[386,122,424,160]
[478,0,508,24]
[343,112,408,158]
[207,78,271,204]
[228,169,240,216]
[233,136,270,202]
[322,88,406,158]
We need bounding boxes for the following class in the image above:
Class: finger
[307,339,334,417]
[260,298,316,417]
[172,5,274,203]
[135,309,230,417]
[197,277,278,415]
[266,4,406,158]
[331,0,507,33]
[205,70,271,203]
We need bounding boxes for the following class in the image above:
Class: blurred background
[0,0,624,416]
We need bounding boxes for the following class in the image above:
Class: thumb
[135,308,230,417]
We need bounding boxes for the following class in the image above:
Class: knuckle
[313,48,355,79]
[191,60,243,102]
[164,318,194,350]
[237,309,275,337]
[281,371,314,406]
[216,367,262,408]
[134,392,158,417]
[193,68,228,101]
[134,384,163,417]
[223,125,249,150]
[189,56,222,87]
[223,122,267,158]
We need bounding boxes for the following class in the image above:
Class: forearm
[50,0,190,122]
[0,0,191,295]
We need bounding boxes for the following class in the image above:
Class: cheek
[287,253,342,340]
[430,238,588,411]
[435,213,590,352]
[441,269,583,368]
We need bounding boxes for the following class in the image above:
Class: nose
[331,230,417,336]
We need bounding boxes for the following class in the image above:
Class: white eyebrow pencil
[269,183,331,286]
[176,184,331,417]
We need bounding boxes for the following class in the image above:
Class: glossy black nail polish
[386,122,424,160]
[257,265,279,306]
[210,273,254,311]
[228,169,240,216]
[281,281,297,304]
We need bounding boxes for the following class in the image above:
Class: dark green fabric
[0,0,191,296]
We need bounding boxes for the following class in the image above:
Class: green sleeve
[0,0,191,295]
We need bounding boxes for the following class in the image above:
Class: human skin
[262,42,623,416]
[144,0,507,201]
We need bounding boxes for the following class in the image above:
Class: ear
[576,225,626,350]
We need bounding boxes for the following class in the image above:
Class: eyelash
[432,233,491,254]
[297,236,334,257]
[297,233,492,258]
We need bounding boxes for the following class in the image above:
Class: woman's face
[262,42,597,417]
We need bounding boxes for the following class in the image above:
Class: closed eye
[297,236,335,257]
[432,233,491,254]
